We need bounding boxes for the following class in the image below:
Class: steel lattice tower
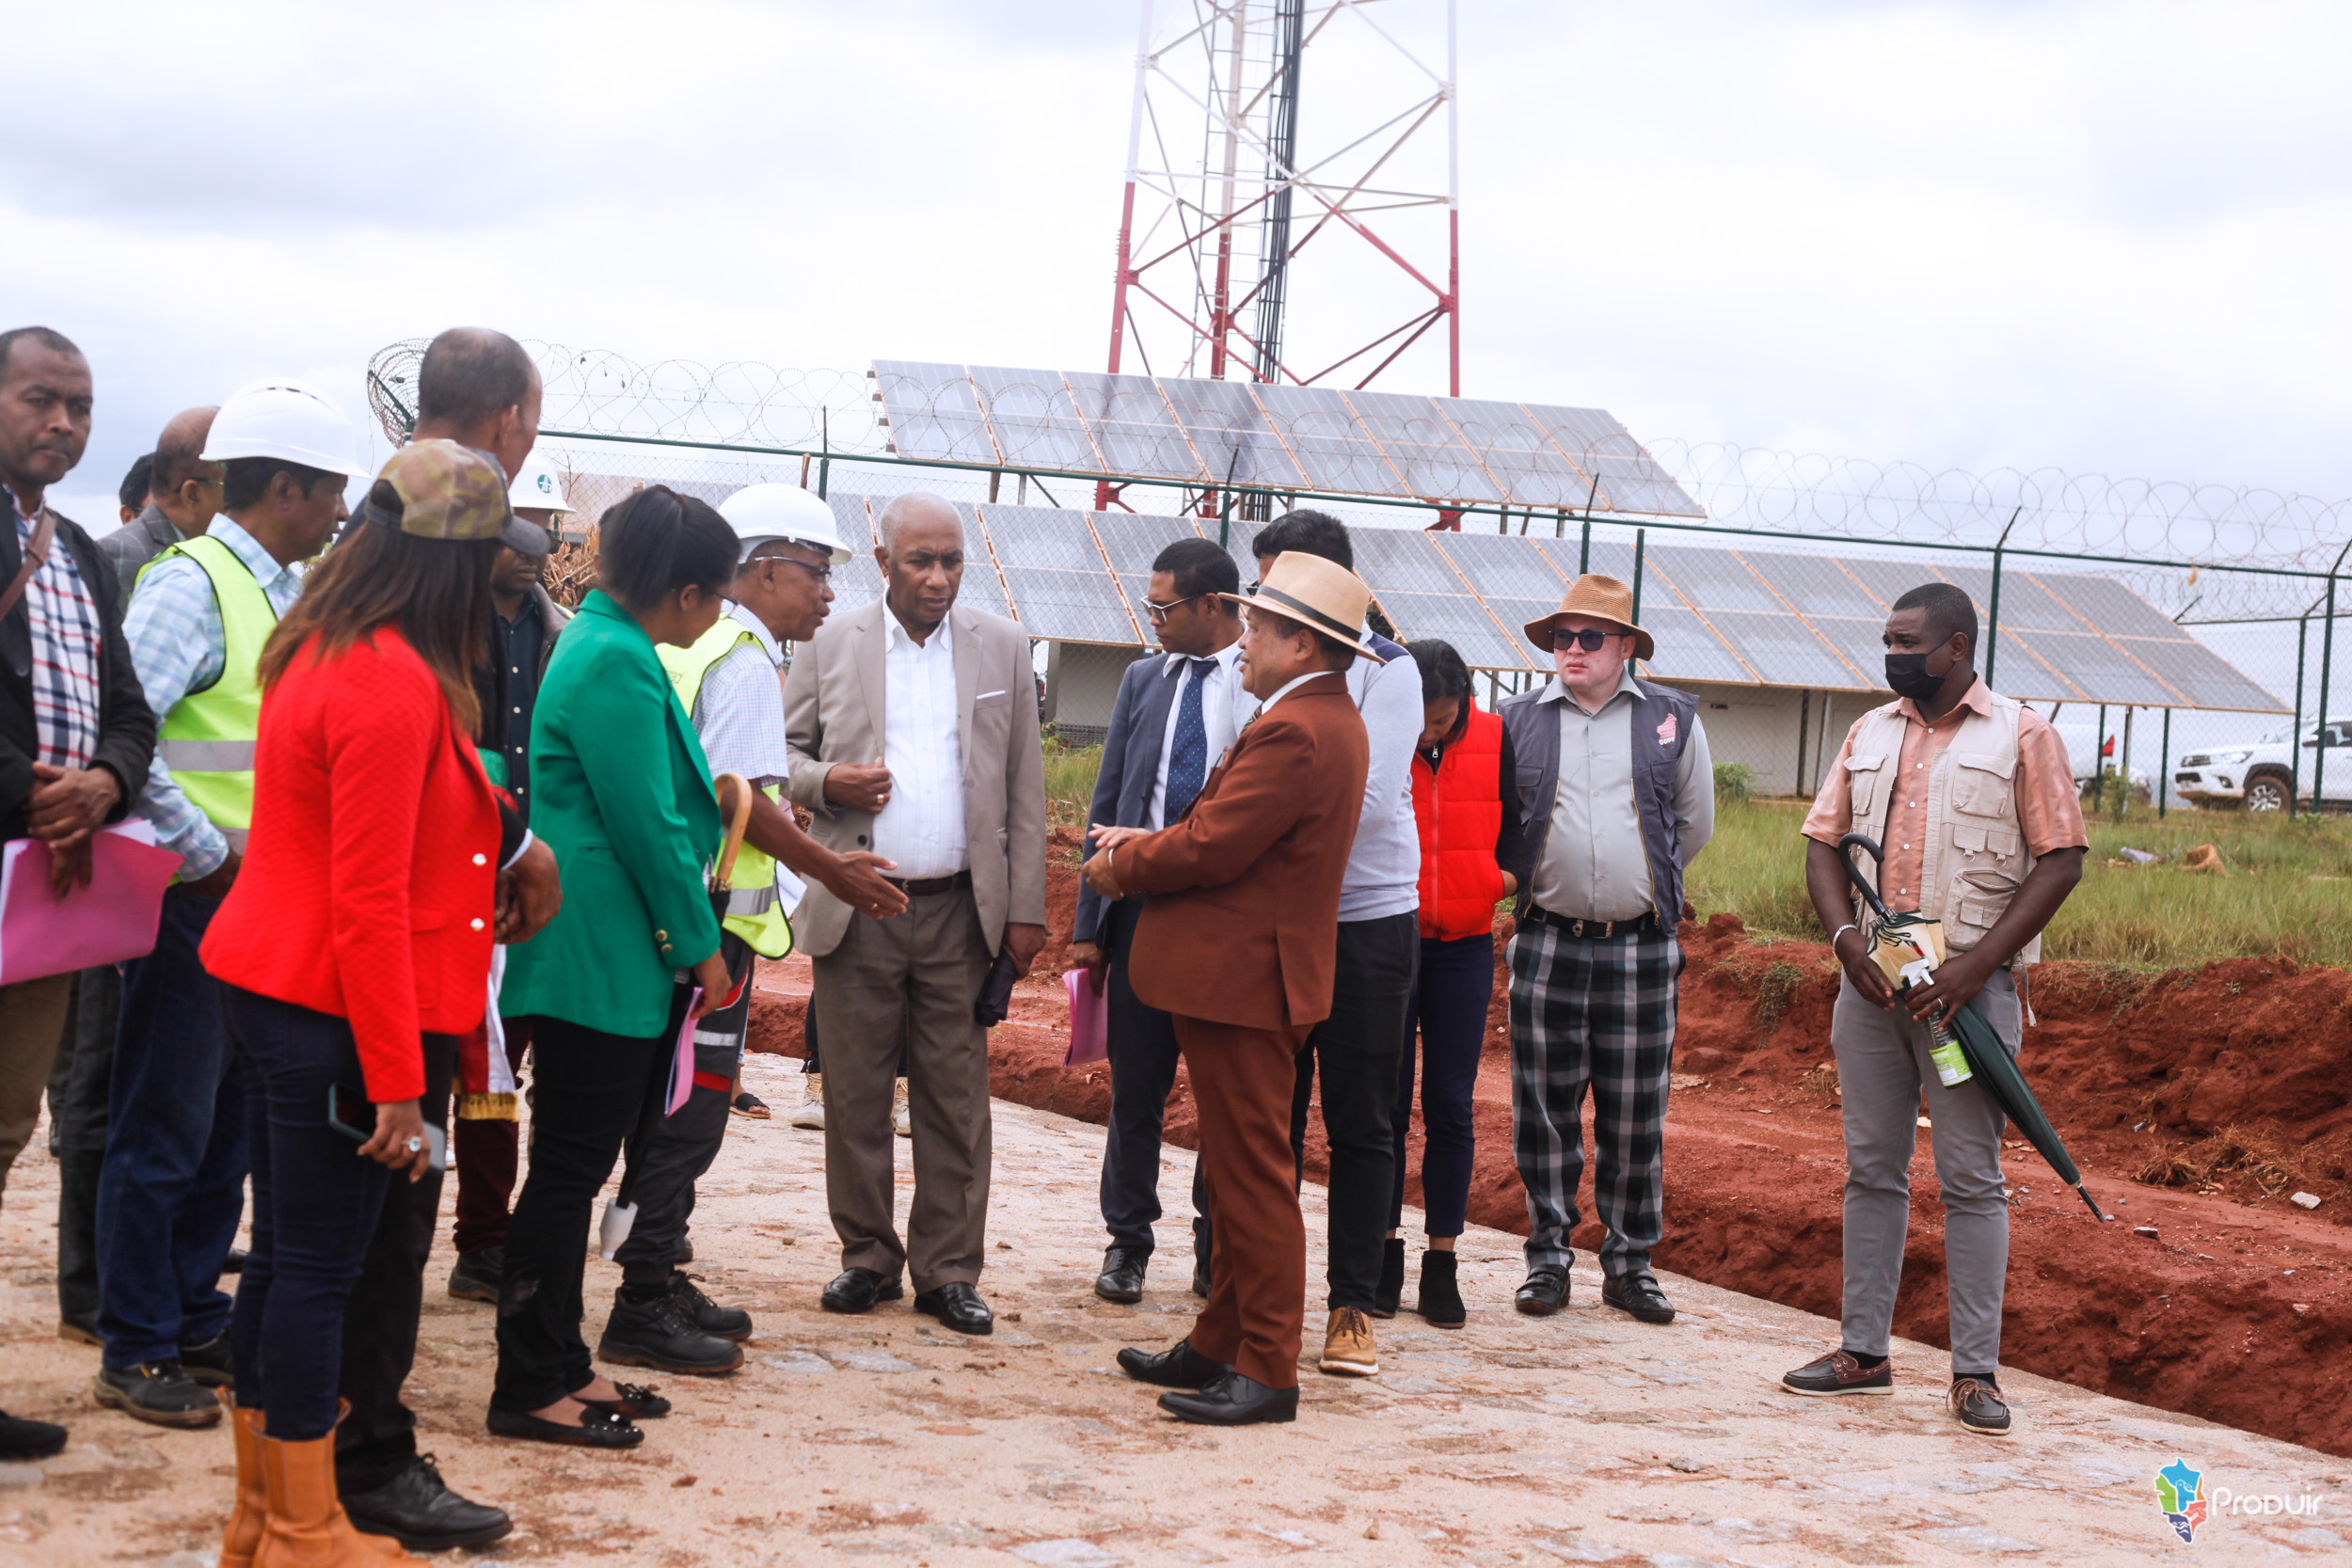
[1104,1,1460,398]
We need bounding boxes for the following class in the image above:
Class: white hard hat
[199,377,358,476]
[719,483,850,564]
[507,451,574,514]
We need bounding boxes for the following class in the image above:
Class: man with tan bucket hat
[1497,574,1713,1326]
[1083,551,1376,1426]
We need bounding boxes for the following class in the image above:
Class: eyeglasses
[1143,593,1203,623]
[756,552,833,585]
[1551,627,1628,653]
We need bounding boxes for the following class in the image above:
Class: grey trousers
[811,885,993,1292]
[1831,965,2019,1377]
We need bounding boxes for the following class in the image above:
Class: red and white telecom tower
[1104,1,1460,399]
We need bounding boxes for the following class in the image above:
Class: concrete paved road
[2,1053,2344,1565]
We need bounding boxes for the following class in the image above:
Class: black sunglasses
[1551,627,1629,653]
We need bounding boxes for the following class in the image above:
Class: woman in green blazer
[489,486,737,1449]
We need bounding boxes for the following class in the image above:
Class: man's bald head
[414,325,543,486]
[151,406,218,498]
[875,491,959,552]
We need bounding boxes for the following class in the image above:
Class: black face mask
[1883,650,1949,702]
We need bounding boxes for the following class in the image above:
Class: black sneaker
[1782,1349,1893,1398]
[341,1453,513,1550]
[1372,1239,1405,1319]
[447,1247,503,1304]
[596,1291,743,1376]
[0,1409,68,1461]
[179,1328,233,1388]
[92,1361,220,1428]
[668,1272,752,1342]
[1950,1376,2011,1437]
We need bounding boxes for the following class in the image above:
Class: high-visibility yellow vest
[139,534,277,868]
[658,616,794,958]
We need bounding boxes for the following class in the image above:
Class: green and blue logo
[2154,1460,2208,1544]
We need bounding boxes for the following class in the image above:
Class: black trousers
[1098,898,1211,1261]
[491,1003,679,1413]
[613,939,753,1291]
[336,1030,457,1493]
[1289,912,1420,1313]
[51,965,119,1336]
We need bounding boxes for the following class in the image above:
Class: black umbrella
[1838,833,2110,1222]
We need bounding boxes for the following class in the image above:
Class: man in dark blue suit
[1073,538,1247,1304]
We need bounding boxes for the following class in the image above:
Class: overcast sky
[14,0,2351,549]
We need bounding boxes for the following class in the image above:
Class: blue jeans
[1390,932,1492,1238]
[225,986,394,1443]
[97,884,247,1369]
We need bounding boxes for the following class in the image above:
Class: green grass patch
[1041,735,1103,837]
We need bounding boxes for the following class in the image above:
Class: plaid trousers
[1507,920,1682,1278]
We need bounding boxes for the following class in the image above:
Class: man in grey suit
[783,492,1049,1337]
[1070,538,1246,1306]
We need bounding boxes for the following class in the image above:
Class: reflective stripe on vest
[139,534,276,841]
[658,616,795,959]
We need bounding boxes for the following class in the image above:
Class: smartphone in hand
[326,1085,447,1171]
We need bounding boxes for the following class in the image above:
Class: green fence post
[2159,706,2171,819]
[2292,610,2311,813]
[2318,571,2341,813]
[1579,516,1591,575]
[2094,703,2106,803]
[1631,530,1645,624]
[1985,506,2020,689]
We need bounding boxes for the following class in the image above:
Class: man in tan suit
[1084,553,1376,1425]
[784,492,1048,1336]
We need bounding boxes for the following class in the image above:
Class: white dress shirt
[870,610,968,879]
[1147,639,1246,830]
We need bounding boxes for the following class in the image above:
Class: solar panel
[1434,401,1600,509]
[1088,511,1210,631]
[1249,384,1402,497]
[1645,546,1787,617]
[975,505,1139,645]
[1346,525,1467,598]
[817,493,883,613]
[1521,404,1703,517]
[1062,372,1206,483]
[873,361,996,467]
[1343,390,1503,504]
[1372,590,1522,670]
[1635,603,1758,687]
[968,367,1103,475]
[1157,378,1307,492]
[942,501,1014,624]
[1429,532,1568,599]
[1697,610,1870,690]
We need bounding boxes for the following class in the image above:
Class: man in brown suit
[784,492,1049,1337]
[1083,552,1377,1425]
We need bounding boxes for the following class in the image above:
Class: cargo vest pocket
[1843,752,1887,817]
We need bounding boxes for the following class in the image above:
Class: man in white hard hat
[95,377,355,1430]
[590,483,909,1375]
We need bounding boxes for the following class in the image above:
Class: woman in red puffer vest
[1380,640,1524,1328]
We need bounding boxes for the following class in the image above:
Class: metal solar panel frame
[1248,383,1406,498]
[1520,403,1704,517]
[1088,510,1211,635]
[1156,377,1308,492]
[944,500,1016,625]
[1342,389,1503,505]
[1060,371,1208,483]
[873,361,998,467]
[1435,399,1602,509]
[967,366,1104,475]
[975,504,1142,646]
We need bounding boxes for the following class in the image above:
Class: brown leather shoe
[1319,1307,1378,1377]
[257,1428,417,1562]
[218,1392,264,1568]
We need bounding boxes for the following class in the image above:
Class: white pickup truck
[2171,719,2352,811]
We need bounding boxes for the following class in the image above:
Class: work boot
[1372,1239,1405,1319]
[668,1271,753,1342]
[445,1247,502,1304]
[181,1327,234,1388]
[93,1360,220,1428]
[1416,1250,1465,1328]
[892,1079,913,1138]
[1319,1307,1378,1377]
[219,1392,264,1568]
[596,1289,744,1375]
[0,1409,67,1462]
[255,1427,416,1563]
[789,1074,825,1131]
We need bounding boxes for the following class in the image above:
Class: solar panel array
[808,499,2281,712]
[869,362,1703,517]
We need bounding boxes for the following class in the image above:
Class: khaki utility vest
[1841,690,2041,965]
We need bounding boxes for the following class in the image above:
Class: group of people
[0,311,2088,1560]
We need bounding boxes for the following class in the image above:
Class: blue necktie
[1165,659,1210,823]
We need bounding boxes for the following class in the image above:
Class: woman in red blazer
[199,440,545,1566]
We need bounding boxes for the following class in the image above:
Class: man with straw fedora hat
[1082,551,1378,1426]
[1497,574,1714,1326]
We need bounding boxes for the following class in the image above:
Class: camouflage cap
[361,438,552,557]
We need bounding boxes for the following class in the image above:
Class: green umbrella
[1837,833,2111,1223]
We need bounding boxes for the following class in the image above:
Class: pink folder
[0,821,181,986]
[666,988,703,1115]
[1063,967,1108,1068]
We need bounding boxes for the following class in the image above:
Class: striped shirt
[14,506,102,772]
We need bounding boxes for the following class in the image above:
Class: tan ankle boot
[219,1392,265,1568]
[255,1428,417,1564]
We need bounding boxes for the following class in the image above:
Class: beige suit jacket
[783,596,1048,958]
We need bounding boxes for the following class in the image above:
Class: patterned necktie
[1165,658,1211,822]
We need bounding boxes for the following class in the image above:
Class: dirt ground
[7,1062,2348,1566]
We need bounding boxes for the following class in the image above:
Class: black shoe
[1372,1238,1405,1319]
[1950,1376,2011,1437]
[1602,1272,1676,1324]
[596,1291,744,1375]
[1157,1371,1298,1426]
[341,1453,514,1550]
[579,1381,671,1420]
[669,1272,752,1342]
[1115,1338,1232,1389]
[1415,1250,1465,1328]
[179,1328,233,1388]
[447,1246,504,1304]
[485,1404,642,1449]
[1094,1245,1150,1305]
[1191,1257,1211,1299]
[1515,1267,1569,1317]
[91,1361,219,1428]
[219,1247,248,1275]
[913,1282,993,1336]
[0,1409,67,1461]
[820,1268,904,1315]
[1781,1349,1894,1398]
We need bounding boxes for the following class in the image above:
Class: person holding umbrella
[1786,581,2086,1437]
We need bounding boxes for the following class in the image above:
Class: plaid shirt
[15,505,103,771]
[121,517,304,879]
